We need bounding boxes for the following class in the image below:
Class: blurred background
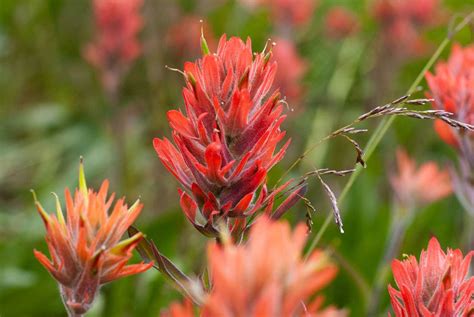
[0,0,473,316]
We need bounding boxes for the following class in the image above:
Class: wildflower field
[0,0,473,316]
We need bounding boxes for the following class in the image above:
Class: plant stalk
[367,206,412,316]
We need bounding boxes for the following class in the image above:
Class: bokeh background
[0,0,473,316]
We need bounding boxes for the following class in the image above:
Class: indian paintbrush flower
[202,216,345,317]
[324,6,360,40]
[390,148,452,210]
[426,42,474,258]
[160,216,345,317]
[33,160,151,316]
[154,34,306,237]
[367,149,453,315]
[84,0,143,96]
[426,43,474,149]
[372,0,441,56]
[388,237,473,316]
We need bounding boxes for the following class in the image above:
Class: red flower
[271,37,307,106]
[426,43,474,148]
[390,148,452,208]
[165,16,215,59]
[388,237,474,316]
[34,161,151,315]
[202,216,345,317]
[154,35,305,237]
[324,6,360,39]
[372,0,440,56]
[84,0,143,93]
[270,0,317,27]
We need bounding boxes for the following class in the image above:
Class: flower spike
[34,159,151,316]
[160,216,347,317]
[390,148,452,209]
[83,0,143,94]
[388,237,474,316]
[154,34,305,238]
[426,43,474,148]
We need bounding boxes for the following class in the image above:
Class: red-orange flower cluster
[388,237,473,316]
[271,37,307,106]
[34,163,151,315]
[161,217,345,317]
[154,35,305,237]
[84,0,143,92]
[203,217,342,316]
[372,0,440,55]
[324,6,360,40]
[390,148,452,208]
[426,43,474,148]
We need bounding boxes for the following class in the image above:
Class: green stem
[328,246,371,306]
[306,12,474,256]
[278,38,365,185]
[465,212,474,253]
[302,38,365,171]
[367,206,412,316]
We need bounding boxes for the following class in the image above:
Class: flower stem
[106,82,129,193]
[302,37,365,171]
[366,206,411,316]
[305,12,474,256]
[328,246,371,306]
[464,212,474,262]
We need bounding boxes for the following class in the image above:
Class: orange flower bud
[34,160,151,315]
